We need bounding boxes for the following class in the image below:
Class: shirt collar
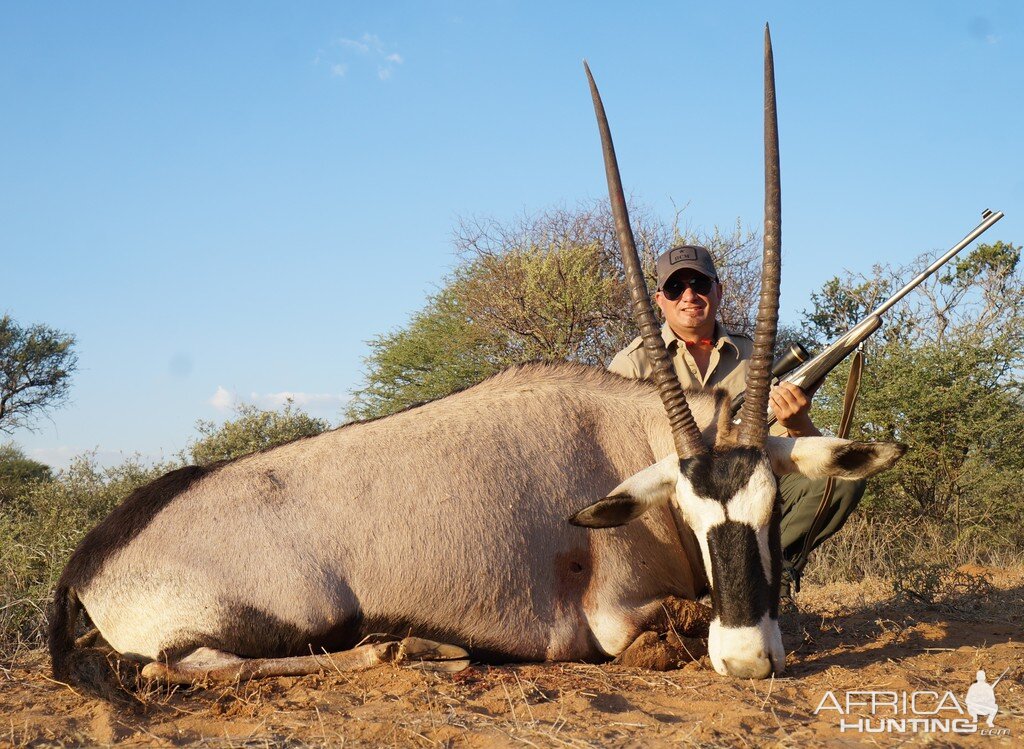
[661,322,741,355]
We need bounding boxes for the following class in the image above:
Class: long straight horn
[584,61,706,458]
[736,25,782,447]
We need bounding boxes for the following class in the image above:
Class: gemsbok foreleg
[140,638,470,684]
[613,596,712,670]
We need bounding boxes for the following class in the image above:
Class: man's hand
[769,381,821,437]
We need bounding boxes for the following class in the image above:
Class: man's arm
[769,381,821,437]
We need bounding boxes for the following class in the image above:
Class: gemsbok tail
[47,582,80,680]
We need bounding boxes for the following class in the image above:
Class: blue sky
[2,1,1021,469]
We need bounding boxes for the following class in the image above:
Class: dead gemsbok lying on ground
[49,29,904,685]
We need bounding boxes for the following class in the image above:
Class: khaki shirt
[608,322,789,437]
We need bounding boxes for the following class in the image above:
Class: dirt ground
[2,567,1021,748]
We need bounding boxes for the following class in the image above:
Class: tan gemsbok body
[49,28,905,684]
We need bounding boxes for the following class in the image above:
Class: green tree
[346,288,509,420]
[0,443,52,508]
[804,274,893,344]
[1,452,171,650]
[804,242,1024,559]
[188,400,330,465]
[0,316,77,433]
[348,201,763,420]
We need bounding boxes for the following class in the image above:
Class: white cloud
[27,446,160,471]
[325,32,403,82]
[339,35,371,53]
[209,385,236,412]
[362,33,384,51]
[206,386,347,419]
[248,390,348,411]
[27,445,83,467]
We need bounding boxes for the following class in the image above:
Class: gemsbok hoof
[140,661,175,682]
[396,637,471,672]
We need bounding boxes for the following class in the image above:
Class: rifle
[731,209,1005,426]
[992,666,1010,688]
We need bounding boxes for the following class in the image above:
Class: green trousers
[778,474,866,563]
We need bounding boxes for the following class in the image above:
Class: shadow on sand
[782,580,1024,676]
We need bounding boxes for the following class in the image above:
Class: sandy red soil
[2,568,1021,747]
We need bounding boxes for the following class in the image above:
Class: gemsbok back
[49,28,905,685]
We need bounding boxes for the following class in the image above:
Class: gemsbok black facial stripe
[680,446,764,503]
[707,521,771,627]
[768,493,782,620]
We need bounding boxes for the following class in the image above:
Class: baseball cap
[655,245,719,289]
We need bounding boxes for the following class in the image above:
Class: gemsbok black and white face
[572,445,783,678]
[572,436,906,678]
[677,447,783,678]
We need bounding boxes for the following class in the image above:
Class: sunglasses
[661,274,715,300]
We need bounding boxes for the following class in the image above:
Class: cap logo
[669,247,698,264]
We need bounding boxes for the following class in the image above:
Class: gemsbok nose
[721,655,772,680]
[709,614,785,679]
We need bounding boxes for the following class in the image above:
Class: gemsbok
[49,27,905,684]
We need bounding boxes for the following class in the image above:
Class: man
[608,244,865,596]
[965,670,998,727]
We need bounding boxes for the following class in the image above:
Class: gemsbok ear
[766,436,907,479]
[569,455,679,528]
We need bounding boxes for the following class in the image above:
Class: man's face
[655,270,723,335]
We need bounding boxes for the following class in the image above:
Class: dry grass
[801,513,1024,588]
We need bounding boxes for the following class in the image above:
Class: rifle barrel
[872,210,1004,319]
[754,209,1004,429]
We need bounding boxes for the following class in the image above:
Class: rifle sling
[791,350,864,582]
